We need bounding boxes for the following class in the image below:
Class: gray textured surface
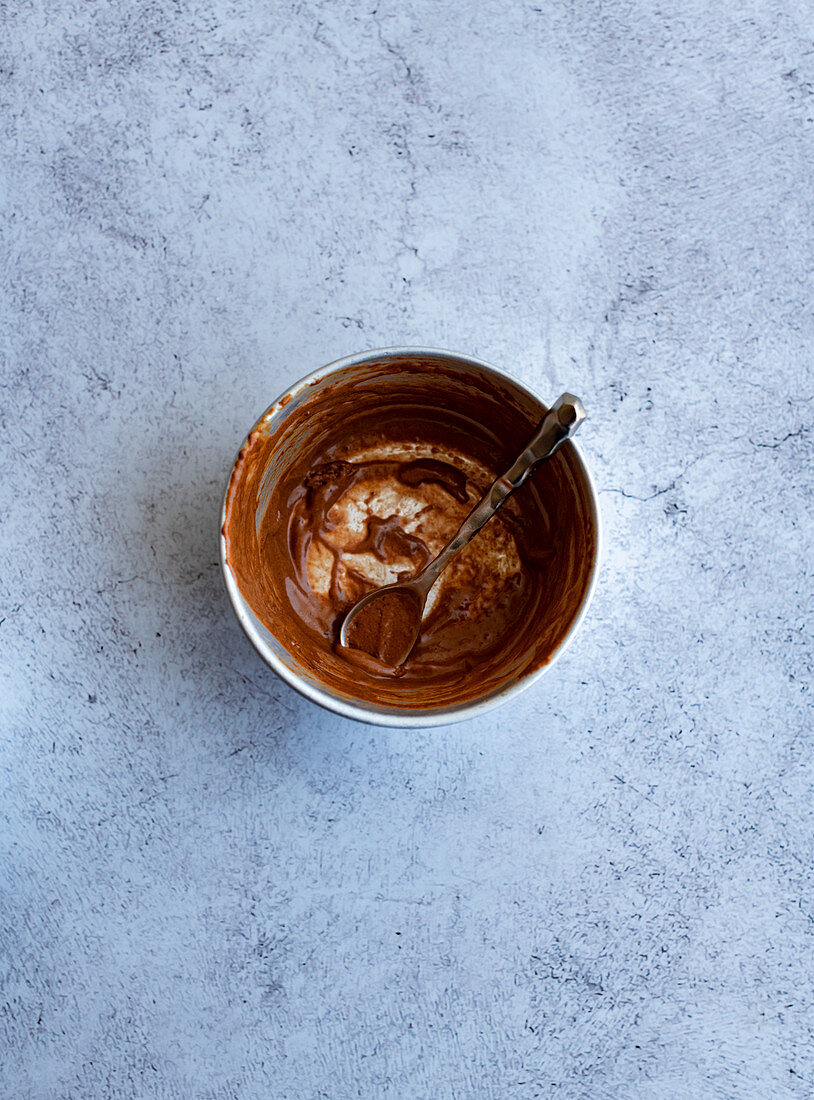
[2,1,813,1097]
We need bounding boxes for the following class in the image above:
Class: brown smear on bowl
[222,355,596,709]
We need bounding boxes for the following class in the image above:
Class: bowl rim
[219,345,602,727]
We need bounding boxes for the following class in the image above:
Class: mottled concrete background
[2,1,812,1097]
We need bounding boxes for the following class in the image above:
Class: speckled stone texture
[1,1,812,1097]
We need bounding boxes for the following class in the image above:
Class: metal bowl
[219,347,601,727]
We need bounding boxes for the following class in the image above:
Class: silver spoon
[339,393,587,667]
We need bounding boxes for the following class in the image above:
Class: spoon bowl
[339,583,425,668]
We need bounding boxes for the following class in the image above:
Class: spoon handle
[416,394,586,590]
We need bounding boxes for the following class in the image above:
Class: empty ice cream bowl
[219,347,600,727]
